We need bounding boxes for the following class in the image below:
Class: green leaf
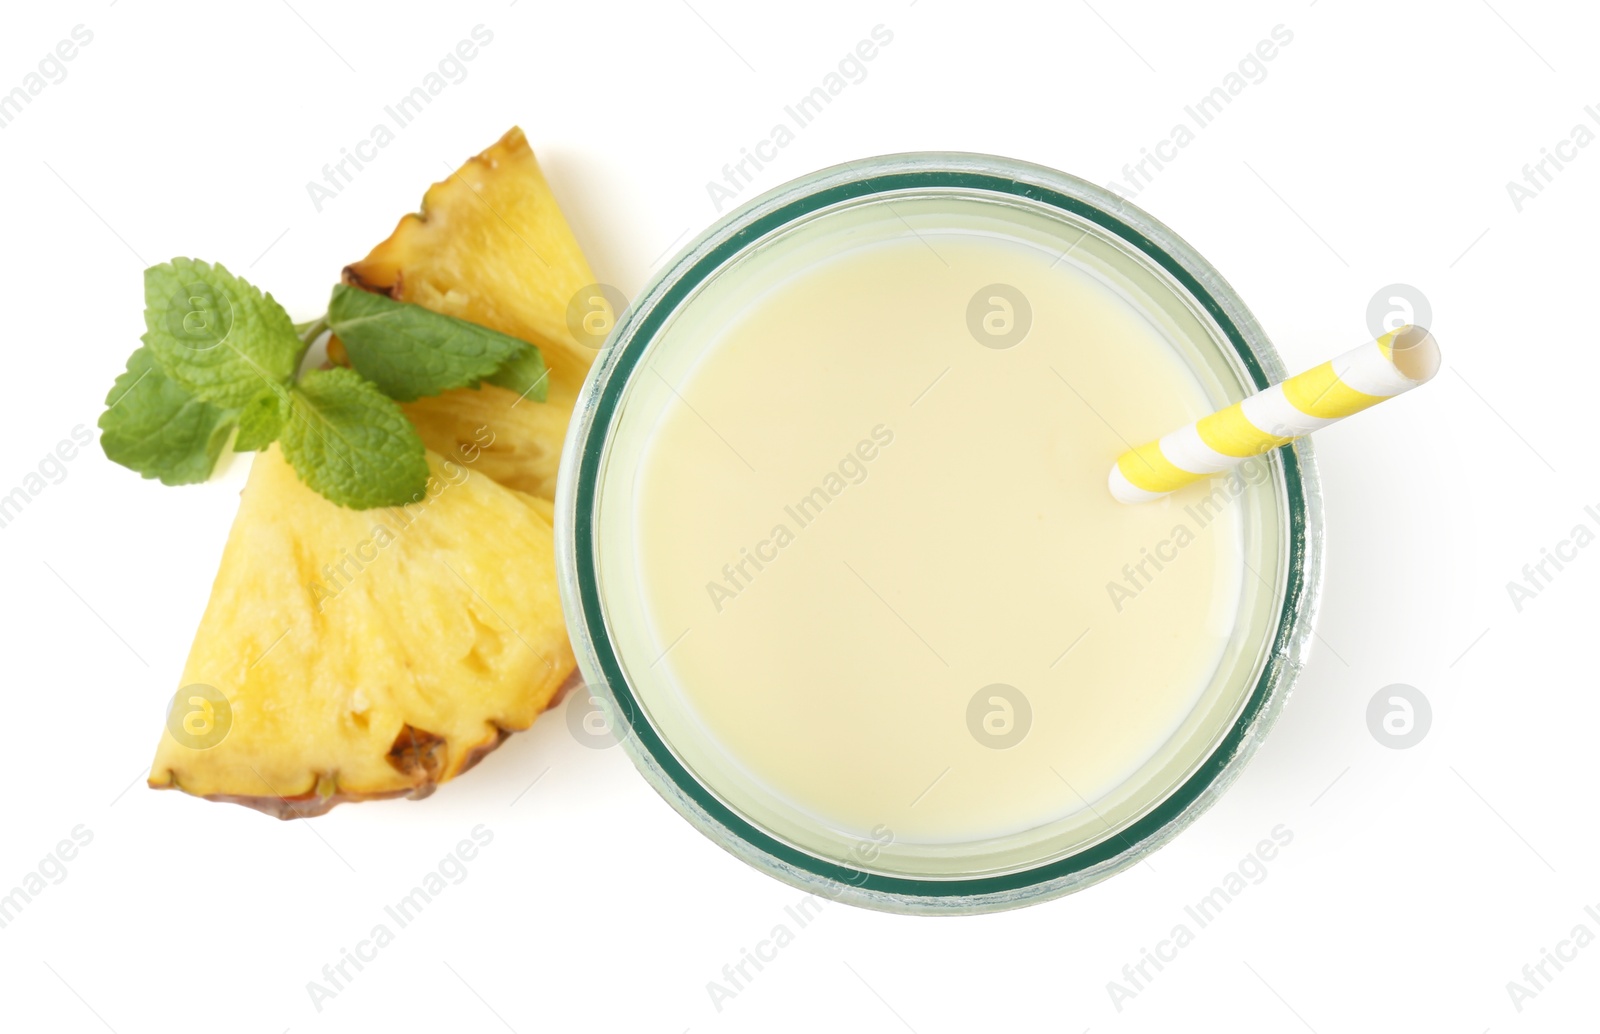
[484,344,549,403]
[99,346,235,485]
[234,386,288,452]
[142,258,303,409]
[328,284,538,402]
[279,367,428,509]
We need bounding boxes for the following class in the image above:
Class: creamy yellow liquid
[631,227,1244,845]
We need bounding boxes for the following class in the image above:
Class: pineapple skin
[343,126,599,500]
[148,445,574,818]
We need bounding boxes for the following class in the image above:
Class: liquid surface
[631,228,1244,844]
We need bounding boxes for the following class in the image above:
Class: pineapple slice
[149,446,573,818]
[341,126,599,500]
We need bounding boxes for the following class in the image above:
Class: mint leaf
[484,344,549,402]
[99,346,234,485]
[143,258,303,409]
[279,367,428,509]
[234,386,288,452]
[328,284,537,402]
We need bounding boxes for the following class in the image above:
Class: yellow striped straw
[1109,325,1441,504]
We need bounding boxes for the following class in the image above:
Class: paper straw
[1109,325,1441,504]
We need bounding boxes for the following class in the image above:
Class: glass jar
[555,153,1323,914]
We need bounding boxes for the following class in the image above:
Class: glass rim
[554,151,1325,914]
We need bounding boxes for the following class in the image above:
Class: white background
[0,0,1594,1030]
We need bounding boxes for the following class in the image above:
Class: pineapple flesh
[342,126,600,500]
[150,127,596,816]
[149,447,573,817]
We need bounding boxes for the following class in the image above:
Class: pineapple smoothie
[567,158,1313,906]
[627,206,1243,844]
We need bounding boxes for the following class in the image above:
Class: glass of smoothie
[555,153,1321,913]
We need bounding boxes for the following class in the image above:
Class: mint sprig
[99,259,547,510]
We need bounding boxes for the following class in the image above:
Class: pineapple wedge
[149,446,573,818]
[341,126,599,500]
